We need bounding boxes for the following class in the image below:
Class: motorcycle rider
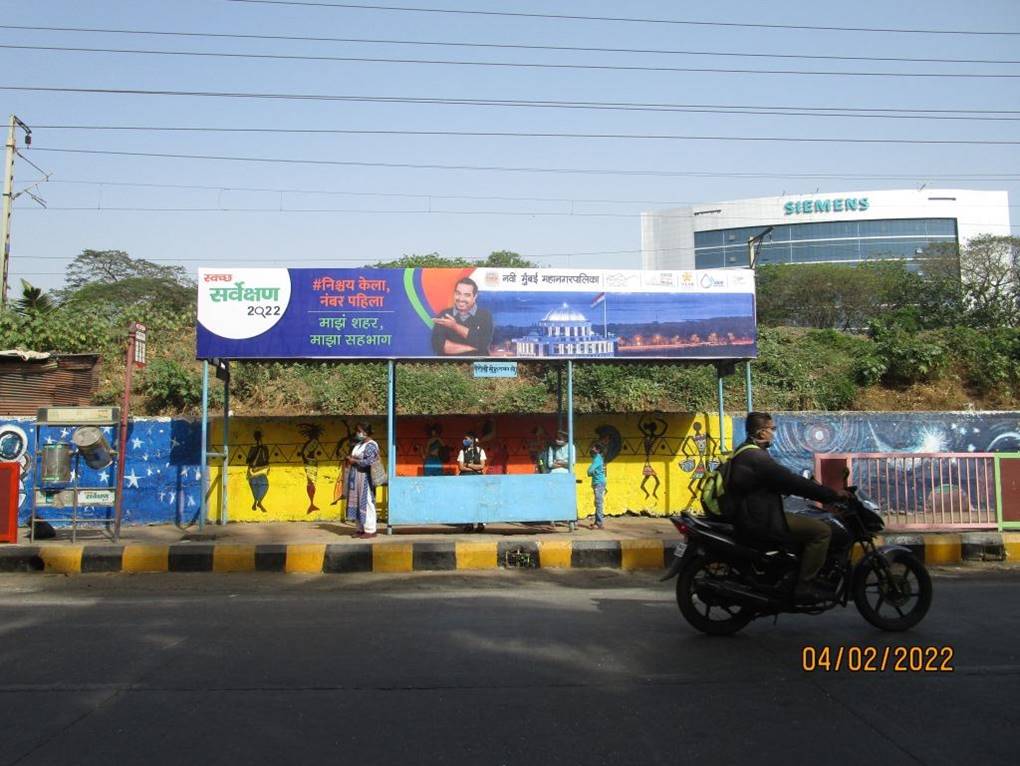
[727,412,852,604]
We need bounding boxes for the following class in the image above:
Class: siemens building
[641,189,1011,271]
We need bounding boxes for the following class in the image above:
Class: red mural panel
[396,415,562,477]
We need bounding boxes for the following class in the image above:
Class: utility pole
[1,115,32,307]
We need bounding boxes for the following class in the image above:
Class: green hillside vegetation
[2,238,1019,415]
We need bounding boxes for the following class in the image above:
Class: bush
[940,327,1020,396]
[304,363,388,414]
[871,328,947,386]
[138,359,208,413]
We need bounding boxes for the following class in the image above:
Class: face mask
[355,433,367,442]
[555,440,566,447]
[463,438,473,447]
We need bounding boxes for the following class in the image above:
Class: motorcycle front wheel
[853,550,932,631]
[676,555,755,636]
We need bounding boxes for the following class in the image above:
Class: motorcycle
[662,489,932,635]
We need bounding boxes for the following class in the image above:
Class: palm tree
[15,280,55,316]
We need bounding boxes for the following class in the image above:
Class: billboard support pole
[556,365,564,434]
[717,369,726,453]
[745,361,753,412]
[199,360,209,530]
[386,359,396,535]
[567,359,576,532]
[220,369,229,525]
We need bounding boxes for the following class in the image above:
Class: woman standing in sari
[344,422,381,538]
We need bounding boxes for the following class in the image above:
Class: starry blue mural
[0,417,203,526]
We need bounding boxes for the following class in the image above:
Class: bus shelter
[196,265,757,531]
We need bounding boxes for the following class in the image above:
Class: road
[0,567,1016,766]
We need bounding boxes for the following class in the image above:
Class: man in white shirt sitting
[457,431,487,532]
[545,430,575,474]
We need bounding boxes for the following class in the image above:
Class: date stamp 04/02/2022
[802,645,954,673]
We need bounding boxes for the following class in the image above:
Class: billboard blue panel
[196,267,757,360]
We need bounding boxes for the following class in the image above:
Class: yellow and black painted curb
[0,538,674,574]
[0,533,1014,575]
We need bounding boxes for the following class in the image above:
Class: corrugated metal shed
[0,352,102,415]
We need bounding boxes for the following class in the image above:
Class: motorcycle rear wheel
[853,550,932,631]
[676,554,755,636]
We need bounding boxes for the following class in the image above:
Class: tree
[911,236,1020,330]
[61,249,192,291]
[372,252,473,268]
[957,235,1020,329]
[56,250,196,313]
[483,250,537,268]
[909,242,966,330]
[756,262,915,330]
[372,250,538,269]
[14,279,55,316]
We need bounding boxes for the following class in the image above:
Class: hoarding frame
[196,265,757,531]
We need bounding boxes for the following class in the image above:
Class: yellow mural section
[208,417,389,523]
[570,413,734,518]
[207,413,733,522]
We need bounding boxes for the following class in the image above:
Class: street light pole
[746,226,775,270]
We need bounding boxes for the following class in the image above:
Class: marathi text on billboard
[196,267,757,361]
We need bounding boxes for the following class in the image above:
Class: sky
[2,0,1018,293]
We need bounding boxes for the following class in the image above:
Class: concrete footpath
[1,518,1018,574]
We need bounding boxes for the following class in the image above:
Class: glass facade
[694,218,958,269]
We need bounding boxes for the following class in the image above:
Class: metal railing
[815,453,999,530]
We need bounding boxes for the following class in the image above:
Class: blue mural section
[2,411,1019,526]
[0,417,203,526]
[762,411,1020,476]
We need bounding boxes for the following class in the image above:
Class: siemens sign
[784,197,869,216]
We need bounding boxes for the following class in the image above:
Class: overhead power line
[16,205,648,218]
[5,86,1017,118]
[16,205,1015,226]
[10,245,696,268]
[2,24,1018,65]
[225,1,1020,36]
[28,147,1020,180]
[30,119,1020,146]
[35,179,691,206]
[41,178,1020,199]
[4,42,1019,78]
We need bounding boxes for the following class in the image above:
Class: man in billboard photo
[431,277,494,356]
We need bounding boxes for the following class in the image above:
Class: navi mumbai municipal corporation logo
[198,268,292,340]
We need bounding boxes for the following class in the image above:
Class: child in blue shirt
[587,443,607,529]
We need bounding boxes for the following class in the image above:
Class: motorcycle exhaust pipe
[696,580,774,609]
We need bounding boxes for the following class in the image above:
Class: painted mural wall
[0,417,203,527]
[765,411,1020,477]
[207,416,390,523]
[3,411,1019,527]
[207,412,731,522]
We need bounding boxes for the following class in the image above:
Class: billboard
[196,267,757,361]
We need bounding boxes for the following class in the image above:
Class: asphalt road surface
[0,567,1016,766]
